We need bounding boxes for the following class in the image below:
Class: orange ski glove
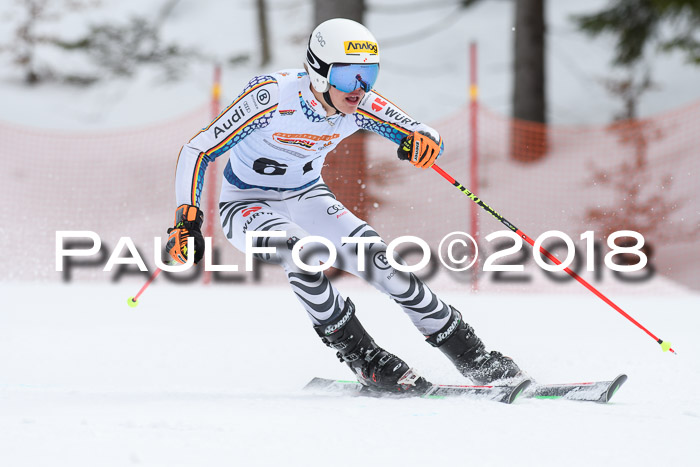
[166,204,204,264]
[397,130,442,169]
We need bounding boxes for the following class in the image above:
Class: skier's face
[329,86,365,115]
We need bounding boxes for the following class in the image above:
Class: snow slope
[1,283,698,467]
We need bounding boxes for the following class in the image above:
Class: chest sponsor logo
[278,109,296,116]
[344,40,378,55]
[272,132,340,151]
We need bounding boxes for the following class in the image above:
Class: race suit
[174,69,450,334]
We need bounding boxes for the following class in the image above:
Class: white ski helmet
[305,18,380,94]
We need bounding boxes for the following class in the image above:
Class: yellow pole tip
[660,341,672,352]
[127,297,139,308]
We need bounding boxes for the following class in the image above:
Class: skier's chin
[339,95,361,114]
[342,102,360,114]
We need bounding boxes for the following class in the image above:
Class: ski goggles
[328,63,379,93]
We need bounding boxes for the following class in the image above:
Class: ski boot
[426,307,522,385]
[314,298,430,395]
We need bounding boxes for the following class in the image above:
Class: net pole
[203,64,222,284]
[469,41,479,291]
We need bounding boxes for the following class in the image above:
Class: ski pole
[127,268,163,308]
[431,163,676,355]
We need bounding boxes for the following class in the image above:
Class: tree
[0,0,247,86]
[575,0,700,264]
[511,0,548,162]
[1,0,99,84]
[314,0,365,24]
[513,0,546,124]
[454,0,548,161]
[57,16,195,82]
[573,0,700,66]
[256,0,271,66]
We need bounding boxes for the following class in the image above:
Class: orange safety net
[2,100,699,293]
[326,102,700,293]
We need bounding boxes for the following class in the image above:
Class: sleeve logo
[256,89,271,105]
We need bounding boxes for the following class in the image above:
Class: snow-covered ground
[1,283,698,466]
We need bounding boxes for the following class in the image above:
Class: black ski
[303,377,532,404]
[524,374,628,403]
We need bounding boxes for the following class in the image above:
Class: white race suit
[174,69,450,334]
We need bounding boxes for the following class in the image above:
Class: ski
[303,377,532,404]
[524,374,628,403]
[304,374,627,404]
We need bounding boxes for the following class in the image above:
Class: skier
[166,18,521,393]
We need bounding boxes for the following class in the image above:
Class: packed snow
[1,283,698,466]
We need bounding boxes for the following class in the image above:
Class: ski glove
[166,204,204,264]
[397,130,442,169]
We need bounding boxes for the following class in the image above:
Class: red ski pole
[431,163,676,355]
[127,268,162,308]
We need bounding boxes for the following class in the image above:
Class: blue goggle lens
[328,63,379,93]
